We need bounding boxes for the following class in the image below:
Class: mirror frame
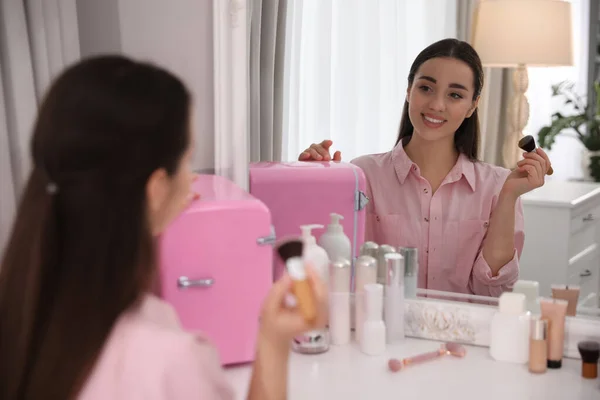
[224,0,600,360]
[213,0,249,191]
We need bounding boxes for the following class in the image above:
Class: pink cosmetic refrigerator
[158,174,275,365]
[248,161,369,286]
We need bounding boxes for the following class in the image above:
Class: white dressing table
[224,338,599,399]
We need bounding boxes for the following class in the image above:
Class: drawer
[569,203,599,259]
[570,204,599,235]
[567,243,600,302]
[568,219,596,259]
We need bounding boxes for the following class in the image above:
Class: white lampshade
[472,0,574,67]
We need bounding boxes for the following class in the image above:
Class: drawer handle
[580,269,592,278]
[583,214,594,222]
[177,276,215,289]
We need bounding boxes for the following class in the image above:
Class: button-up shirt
[79,295,234,399]
[351,143,524,297]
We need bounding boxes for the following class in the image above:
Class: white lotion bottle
[384,253,405,343]
[329,259,352,345]
[318,213,351,263]
[489,292,531,364]
[300,224,330,284]
[360,283,386,356]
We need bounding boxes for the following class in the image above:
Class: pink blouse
[79,295,234,400]
[351,143,524,297]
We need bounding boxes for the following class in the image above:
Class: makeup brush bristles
[518,135,536,152]
[276,239,304,263]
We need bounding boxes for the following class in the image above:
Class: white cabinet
[520,180,600,306]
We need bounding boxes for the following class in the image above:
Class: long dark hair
[0,55,191,399]
[395,38,484,160]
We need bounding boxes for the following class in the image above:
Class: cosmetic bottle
[360,241,379,259]
[329,258,351,345]
[376,245,396,284]
[318,213,351,265]
[551,284,580,317]
[287,256,330,355]
[540,297,568,368]
[287,256,317,322]
[299,224,330,283]
[384,253,405,343]
[353,255,378,338]
[399,247,418,299]
[528,318,548,374]
[512,280,541,314]
[489,292,531,364]
[360,283,386,356]
[577,341,600,379]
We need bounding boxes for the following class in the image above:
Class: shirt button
[484,221,489,228]
[424,217,429,222]
[413,166,417,171]
[423,188,429,194]
[376,216,381,222]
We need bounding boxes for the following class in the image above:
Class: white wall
[76,0,215,171]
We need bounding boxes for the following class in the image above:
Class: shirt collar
[391,142,477,192]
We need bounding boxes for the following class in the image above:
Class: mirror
[251,0,600,319]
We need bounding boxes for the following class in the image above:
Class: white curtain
[248,0,287,162]
[0,0,80,253]
[281,0,457,162]
[524,0,589,181]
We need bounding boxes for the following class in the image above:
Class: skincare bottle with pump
[489,292,531,364]
[300,224,330,284]
[318,213,351,264]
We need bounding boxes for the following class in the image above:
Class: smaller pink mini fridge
[158,174,275,366]
[249,161,369,284]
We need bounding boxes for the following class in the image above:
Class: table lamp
[472,0,574,166]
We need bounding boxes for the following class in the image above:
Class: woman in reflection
[0,56,328,399]
[298,38,551,297]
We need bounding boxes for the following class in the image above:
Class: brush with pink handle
[388,342,467,372]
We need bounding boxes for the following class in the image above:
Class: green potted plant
[537,80,600,181]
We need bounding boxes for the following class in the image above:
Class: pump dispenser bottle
[300,224,330,283]
[318,213,351,264]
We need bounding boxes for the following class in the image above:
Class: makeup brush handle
[402,349,444,366]
[547,165,554,176]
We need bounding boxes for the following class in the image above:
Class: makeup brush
[388,342,467,372]
[518,135,554,175]
[275,239,320,322]
[275,239,304,263]
[577,341,600,379]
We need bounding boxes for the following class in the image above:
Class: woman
[0,55,327,399]
[298,39,551,297]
